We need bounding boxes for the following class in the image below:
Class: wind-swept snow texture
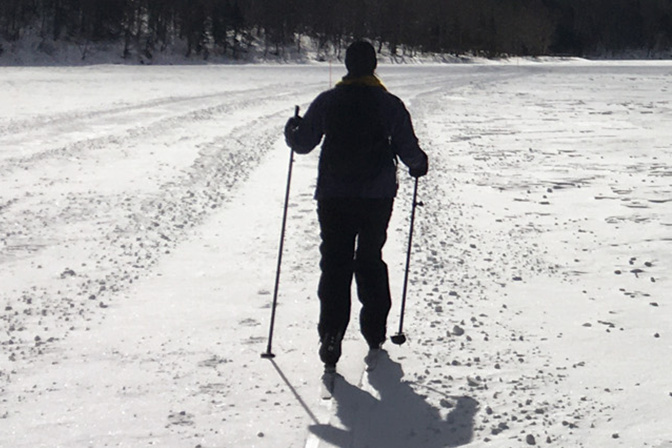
[1,62,671,447]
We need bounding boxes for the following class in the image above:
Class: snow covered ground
[1,60,671,447]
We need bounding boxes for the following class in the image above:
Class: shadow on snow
[273,351,478,447]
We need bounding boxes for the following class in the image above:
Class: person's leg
[316,199,357,364]
[354,198,394,349]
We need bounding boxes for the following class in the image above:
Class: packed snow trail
[1,63,671,447]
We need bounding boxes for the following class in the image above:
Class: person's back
[321,84,391,185]
[288,69,427,198]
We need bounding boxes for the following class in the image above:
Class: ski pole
[391,177,423,345]
[262,106,300,359]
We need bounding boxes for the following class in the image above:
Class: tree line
[1,0,671,60]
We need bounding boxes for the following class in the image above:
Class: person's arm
[390,98,428,177]
[285,93,328,154]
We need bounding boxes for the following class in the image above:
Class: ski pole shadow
[269,359,321,425]
[309,350,478,448]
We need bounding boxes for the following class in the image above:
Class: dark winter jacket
[288,76,428,199]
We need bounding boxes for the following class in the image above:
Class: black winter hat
[345,41,377,76]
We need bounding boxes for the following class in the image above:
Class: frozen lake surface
[1,61,671,447]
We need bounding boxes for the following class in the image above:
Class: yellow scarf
[336,75,387,90]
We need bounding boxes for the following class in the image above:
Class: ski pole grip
[294,105,300,118]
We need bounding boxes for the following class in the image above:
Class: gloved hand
[409,162,428,178]
[284,116,302,148]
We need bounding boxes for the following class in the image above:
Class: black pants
[316,198,393,348]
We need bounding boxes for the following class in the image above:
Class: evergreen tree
[1,0,671,59]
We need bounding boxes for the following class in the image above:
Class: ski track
[1,63,672,447]
[0,73,324,362]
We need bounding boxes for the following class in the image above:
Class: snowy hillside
[1,61,671,447]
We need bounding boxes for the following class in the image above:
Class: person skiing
[284,40,428,372]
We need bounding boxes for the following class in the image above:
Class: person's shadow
[309,350,478,447]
